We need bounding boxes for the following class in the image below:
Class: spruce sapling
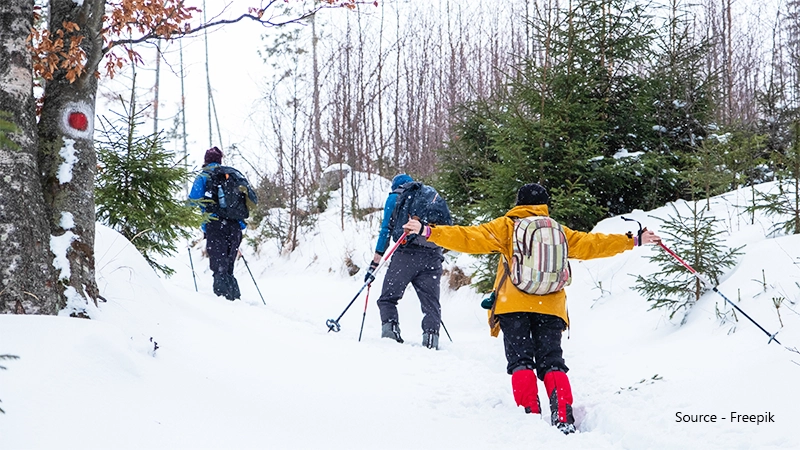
[95,75,203,276]
[634,201,742,321]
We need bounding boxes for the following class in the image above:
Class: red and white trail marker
[60,101,93,139]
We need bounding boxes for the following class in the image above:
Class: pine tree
[95,77,202,276]
[683,134,732,209]
[634,201,742,320]
[437,0,660,290]
[437,101,505,225]
[549,178,607,230]
[643,0,717,210]
[748,122,800,235]
[437,0,665,231]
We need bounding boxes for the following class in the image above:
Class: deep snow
[2,172,799,449]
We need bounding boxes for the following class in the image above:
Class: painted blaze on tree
[67,112,88,131]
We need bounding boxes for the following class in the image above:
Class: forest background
[137,0,799,243]
[4,0,800,314]
[130,0,799,289]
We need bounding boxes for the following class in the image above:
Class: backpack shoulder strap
[387,190,403,235]
[488,260,511,333]
[203,165,219,191]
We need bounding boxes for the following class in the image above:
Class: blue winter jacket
[374,174,414,254]
[188,163,247,231]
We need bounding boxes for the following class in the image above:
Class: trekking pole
[327,231,409,333]
[188,246,198,292]
[358,284,372,342]
[621,217,781,345]
[657,241,781,344]
[238,250,266,306]
[441,319,453,342]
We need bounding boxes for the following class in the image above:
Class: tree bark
[37,0,105,315]
[0,0,62,314]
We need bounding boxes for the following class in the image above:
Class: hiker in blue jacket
[365,174,447,349]
[188,147,255,301]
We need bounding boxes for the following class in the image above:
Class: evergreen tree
[644,0,717,209]
[748,122,800,235]
[634,201,742,320]
[549,178,607,230]
[437,101,505,225]
[721,131,770,191]
[683,134,733,209]
[437,0,661,291]
[438,0,666,231]
[95,79,202,276]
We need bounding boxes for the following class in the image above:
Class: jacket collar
[504,204,549,219]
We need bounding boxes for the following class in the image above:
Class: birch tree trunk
[0,0,62,314]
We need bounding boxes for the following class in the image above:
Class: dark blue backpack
[389,182,453,244]
[205,166,254,221]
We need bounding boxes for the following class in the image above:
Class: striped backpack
[505,216,571,295]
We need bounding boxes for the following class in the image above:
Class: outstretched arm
[565,227,661,260]
[403,218,508,255]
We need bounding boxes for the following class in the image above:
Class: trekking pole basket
[327,232,408,333]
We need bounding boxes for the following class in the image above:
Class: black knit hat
[204,146,223,165]
[516,183,550,206]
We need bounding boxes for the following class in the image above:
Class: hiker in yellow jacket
[403,183,660,434]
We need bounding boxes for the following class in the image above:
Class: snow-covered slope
[1,174,798,449]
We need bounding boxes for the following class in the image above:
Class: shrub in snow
[634,201,742,321]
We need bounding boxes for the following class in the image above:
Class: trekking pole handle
[620,216,642,232]
[621,216,646,245]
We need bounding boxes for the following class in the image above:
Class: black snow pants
[376,245,443,333]
[497,312,569,379]
[206,218,242,300]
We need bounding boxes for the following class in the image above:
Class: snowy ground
[2,173,799,449]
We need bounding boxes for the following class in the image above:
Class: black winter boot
[422,330,439,350]
[544,370,575,435]
[381,320,404,343]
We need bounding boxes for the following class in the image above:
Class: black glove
[364,260,380,283]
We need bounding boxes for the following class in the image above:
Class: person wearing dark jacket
[403,183,661,434]
[188,146,256,301]
[365,174,445,349]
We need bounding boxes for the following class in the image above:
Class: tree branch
[79,0,111,85]
[101,3,347,55]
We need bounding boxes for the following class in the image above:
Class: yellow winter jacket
[427,204,635,336]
